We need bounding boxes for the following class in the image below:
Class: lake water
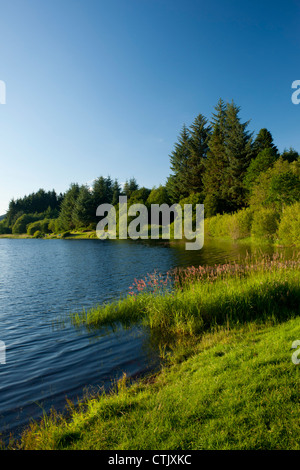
[0,237,290,441]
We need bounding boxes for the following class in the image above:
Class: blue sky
[0,0,299,214]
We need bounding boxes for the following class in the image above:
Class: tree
[252,128,278,157]
[281,147,299,163]
[249,157,291,208]
[223,101,253,211]
[72,185,95,228]
[123,178,139,199]
[146,185,170,207]
[93,176,113,207]
[112,179,122,206]
[268,171,300,207]
[167,124,192,202]
[244,147,278,191]
[203,99,228,215]
[185,114,211,195]
[58,183,80,230]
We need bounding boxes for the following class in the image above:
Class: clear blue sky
[0,0,299,214]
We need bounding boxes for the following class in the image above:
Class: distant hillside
[0,215,6,221]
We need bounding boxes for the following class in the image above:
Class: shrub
[0,220,12,234]
[251,208,280,241]
[12,214,39,234]
[61,231,71,238]
[227,208,254,240]
[277,202,300,245]
[27,219,51,236]
[33,230,43,239]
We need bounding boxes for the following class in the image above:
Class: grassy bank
[14,318,299,450]
[9,253,299,450]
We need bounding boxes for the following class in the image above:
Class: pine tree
[72,185,95,228]
[185,114,211,195]
[252,128,278,157]
[112,179,122,205]
[224,101,253,210]
[58,183,80,230]
[167,124,192,202]
[203,99,228,215]
[123,178,139,199]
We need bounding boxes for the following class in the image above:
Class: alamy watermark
[291,80,300,105]
[0,341,6,364]
[96,196,204,251]
[0,80,6,104]
[291,340,300,365]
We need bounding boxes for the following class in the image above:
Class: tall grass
[71,253,300,337]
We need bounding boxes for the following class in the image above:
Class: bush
[27,219,51,236]
[277,202,300,245]
[12,214,39,234]
[251,208,280,241]
[33,230,43,239]
[61,231,71,238]
[205,213,232,238]
[0,220,12,234]
[227,208,254,240]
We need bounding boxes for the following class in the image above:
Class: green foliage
[27,219,51,236]
[58,183,81,230]
[167,115,211,203]
[6,189,62,227]
[244,148,278,191]
[33,230,43,239]
[61,231,71,238]
[281,147,299,163]
[12,214,40,234]
[226,207,254,239]
[277,202,300,245]
[252,128,278,157]
[146,185,170,206]
[249,157,291,208]
[48,218,63,233]
[0,220,12,234]
[251,207,280,240]
[128,187,151,206]
[268,171,300,207]
[72,185,95,229]
[203,99,252,214]
[123,178,139,199]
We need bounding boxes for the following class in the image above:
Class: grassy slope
[18,318,299,450]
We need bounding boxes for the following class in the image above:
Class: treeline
[0,98,299,238]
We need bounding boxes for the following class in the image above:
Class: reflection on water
[0,237,294,441]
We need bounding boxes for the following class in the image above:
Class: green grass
[7,253,300,450]
[71,255,300,337]
[15,318,299,450]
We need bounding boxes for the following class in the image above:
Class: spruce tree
[203,99,228,215]
[72,185,95,228]
[252,128,278,157]
[224,101,253,210]
[167,124,192,202]
[186,114,211,195]
[59,183,80,230]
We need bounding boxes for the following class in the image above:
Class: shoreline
[0,232,298,250]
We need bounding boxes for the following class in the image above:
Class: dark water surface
[0,237,290,440]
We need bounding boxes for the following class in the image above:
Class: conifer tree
[59,183,80,230]
[203,99,228,215]
[167,124,192,202]
[224,101,253,210]
[72,185,95,228]
[252,128,278,157]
